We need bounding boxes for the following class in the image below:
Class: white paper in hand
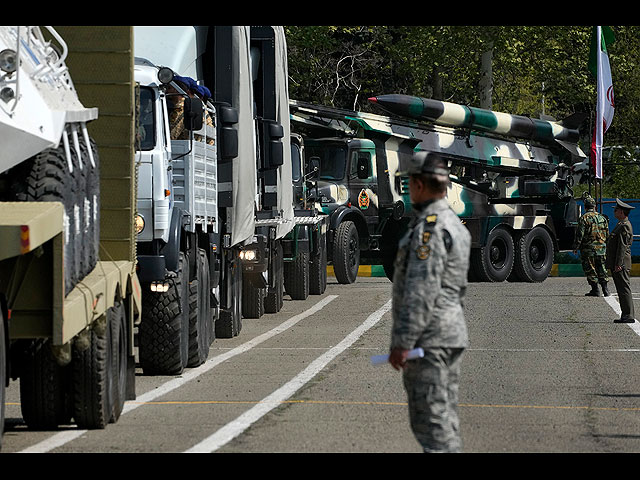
[370,347,425,366]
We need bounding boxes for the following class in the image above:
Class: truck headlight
[240,249,257,261]
[150,281,169,293]
[135,214,145,234]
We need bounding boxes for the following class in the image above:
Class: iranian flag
[589,26,615,179]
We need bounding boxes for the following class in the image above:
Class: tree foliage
[285,26,640,197]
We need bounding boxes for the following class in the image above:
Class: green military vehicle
[290,95,586,284]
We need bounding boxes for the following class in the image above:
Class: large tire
[284,251,310,300]
[309,233,327,295]
[216,259,242,338]
[265,243,284,312]
[242,276,265,319]
[332,221,360,284]
[188,248,212,367]
[108,300,127,424]
[10,145,79,295]
[471,227,514,282]
[510,226,555,282]
[19,339,72,430]
[71,317,113,430]
[138,252,190,375]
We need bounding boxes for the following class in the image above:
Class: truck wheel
[284,251,310,300]
[309,233,327,295]
[265,243,284,312]
[188,248,211,367]
[333,221,360,284]
[71,315,113,430]
[10,145,79,295]
[108,300,127,424]
[511,226,555,282]
[242,277,265,319]
[216,259,242,338]
[471,226,514,282]
[139,252,190,375]
[19,339,72,430]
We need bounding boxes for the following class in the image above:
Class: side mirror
[183,97,204,131]
[219,105,238,160]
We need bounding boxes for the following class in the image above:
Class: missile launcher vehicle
[290,95,587,283]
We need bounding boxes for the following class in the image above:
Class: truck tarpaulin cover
[229,26,257,247]
[272,26,294,240]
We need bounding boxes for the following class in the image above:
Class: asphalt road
[2,275,640,453]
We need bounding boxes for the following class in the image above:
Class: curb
[327,264,640,278]
[327,265,386,278]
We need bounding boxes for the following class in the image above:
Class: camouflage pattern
[369,94,582,146]
[403,348,464,453]
[581,255,608,284]
[390,198,470,350]
[390,197,470,453]
[573,210,609,256]
[290,97,586,282]
[291,97,584,217]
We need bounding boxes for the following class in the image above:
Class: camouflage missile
[368,94,581,144]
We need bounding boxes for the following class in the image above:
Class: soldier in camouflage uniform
[573,194,610,297]
[388,151,471,453]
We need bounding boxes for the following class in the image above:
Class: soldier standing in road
[573,194,610,297]
[388,151,471,453]
[607,199,636,323]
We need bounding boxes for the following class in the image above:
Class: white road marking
[17,295,338,453]
[184,299,393,453]
[604,294,640,336]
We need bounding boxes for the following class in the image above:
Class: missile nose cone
[368,97,378,103]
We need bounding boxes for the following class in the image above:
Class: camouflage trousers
[402,347,464,453]
[581,254,608,283]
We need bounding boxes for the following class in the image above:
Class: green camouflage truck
[290,95,586,284]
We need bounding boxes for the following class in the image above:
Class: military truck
[0,26,141,443]
[132,26,327,376]
[284,133,328,298]
[290,95,586,283]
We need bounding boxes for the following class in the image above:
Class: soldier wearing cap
[573,194,610,296]
[388,151,471,453]
[607,199,636,323]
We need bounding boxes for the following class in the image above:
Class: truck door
[348,148,378,220]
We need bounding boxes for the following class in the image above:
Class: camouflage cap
[397,151,450,177]
[582,193,596,208]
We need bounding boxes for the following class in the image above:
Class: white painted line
[184,299,393,453]
[17,295,338,453]
[604,294,640,336]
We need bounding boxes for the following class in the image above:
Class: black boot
[599,281,610,297]
[585,281,600,297]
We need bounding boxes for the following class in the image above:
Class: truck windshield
[306,145,346,181]
[136,87,155,151]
